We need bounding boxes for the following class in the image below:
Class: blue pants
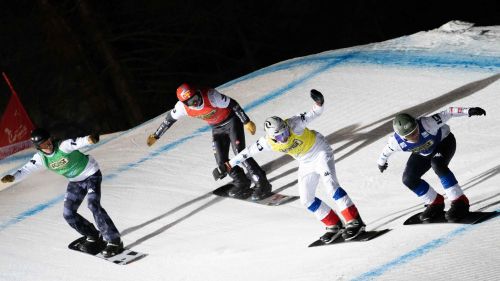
[63,170,120,242]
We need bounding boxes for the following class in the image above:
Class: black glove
[468,107,486,117]
[378,163,388,173]
[88,134,100,144]
[310,89,324,106]
[212,163,229,180]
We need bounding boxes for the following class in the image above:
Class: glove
[88,134,100,144]
[378,163,388,173]
[147,134,158,147]
[468,107,486,117]
[244,121,256,135]
[212,162,231,180]
[1,175,15,183]
[310,89,324,106]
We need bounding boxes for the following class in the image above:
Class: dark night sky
[1,0,498,138]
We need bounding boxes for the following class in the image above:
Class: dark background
[0,0,498,137]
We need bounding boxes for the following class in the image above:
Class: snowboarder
[377,107,486,222]
[212,89,365,242]
[1,128,123,257]
[147,83,271,200]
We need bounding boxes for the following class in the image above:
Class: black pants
[212,116,267,186]
[402,133,456,191]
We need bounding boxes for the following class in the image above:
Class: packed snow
[1,21,499,281]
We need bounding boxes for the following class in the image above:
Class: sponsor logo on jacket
[49,157,69,169]
[279,139,304,153]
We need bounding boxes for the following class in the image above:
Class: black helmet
[30,128,51,148]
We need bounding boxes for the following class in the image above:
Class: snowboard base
[308,229,391,247]
[403,211,498,225]
[213,184,299,206]
[68,236,147,265]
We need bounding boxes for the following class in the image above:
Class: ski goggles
[402,126,419,140]
[183,92,202,107]
[274,128,290,143]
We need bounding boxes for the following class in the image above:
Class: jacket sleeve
[11,153,45,182]
[377,135,401,166]
[208,89,251,124]
[228,137,271,168]
[58,137,92,153]
[420,107,471,134]
[153,110,178,139]
[287,103,323,133]
[228,98,250,124]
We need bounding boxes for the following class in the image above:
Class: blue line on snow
[219,50,500,89]
[0,50,497,239]
[351,211,499,281]
[0,57,349,231]
[0,194,65,231]
[105,56,352,179]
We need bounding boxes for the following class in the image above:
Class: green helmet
[393,113,417,136]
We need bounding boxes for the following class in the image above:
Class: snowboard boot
[227,179,252,198]
[250,180,272,201]
[445,195,470,222]
[227,167,252,198]
[101,239,124,258]
[78,234,104,254]
[419,194,445,222]
[320,221,344,243]
[342,217,365,241]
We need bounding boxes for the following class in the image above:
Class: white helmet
[264,116,289,142]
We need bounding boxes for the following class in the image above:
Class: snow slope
[1,21,499,281]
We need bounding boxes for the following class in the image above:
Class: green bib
[39,143,89,178]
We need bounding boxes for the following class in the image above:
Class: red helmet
[176,83,196,102]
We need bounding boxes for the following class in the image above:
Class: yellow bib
[266,125,316,159]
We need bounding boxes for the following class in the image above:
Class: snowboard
[308,229,391,247]
[212,184,299,206]
[403,211,498,225]
[68,236,147,265]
